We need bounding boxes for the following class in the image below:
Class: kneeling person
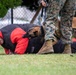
[0,24,45,54]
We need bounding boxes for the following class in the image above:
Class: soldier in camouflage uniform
[38,0,76,54]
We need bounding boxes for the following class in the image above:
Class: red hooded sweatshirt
[0,25,29,54]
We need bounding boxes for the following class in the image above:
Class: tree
[0,0,22,18]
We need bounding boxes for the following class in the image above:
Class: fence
[0,6,76,29]
[0,6,39,29]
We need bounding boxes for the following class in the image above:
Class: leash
[30,5,43,24]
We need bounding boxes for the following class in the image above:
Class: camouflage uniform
[45,0,75,44]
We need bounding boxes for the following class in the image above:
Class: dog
[23,24,59,45]
[23,25,46,53]
[23,25,45,39]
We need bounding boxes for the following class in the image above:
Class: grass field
[0,46,76,75]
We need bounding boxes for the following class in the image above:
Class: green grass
[0,46,4,53]
[0,46,76,75]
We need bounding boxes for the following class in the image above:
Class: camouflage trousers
[45,0,75,44]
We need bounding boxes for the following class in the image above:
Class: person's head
[23,25,45,39]
[0,37,3,45]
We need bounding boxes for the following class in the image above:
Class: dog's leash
[30,5,43,24]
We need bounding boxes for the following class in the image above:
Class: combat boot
[37,40,54,54]
[63,44,72,54]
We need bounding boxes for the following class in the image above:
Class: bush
[0,0,22,18]
[0,3,8,18]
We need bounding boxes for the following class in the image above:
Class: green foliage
[0,3,8,18]
[0,0,22,18]
[0,0,22,9]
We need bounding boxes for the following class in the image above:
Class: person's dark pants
[26,38,76,54]
[53,40,76,53]
[25,37,45,53]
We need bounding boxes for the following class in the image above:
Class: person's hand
[41,0,46,7]
[8,51,14,55]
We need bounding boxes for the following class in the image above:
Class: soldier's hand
[41,0,46,7]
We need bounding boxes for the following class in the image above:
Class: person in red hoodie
[0,24,45,55]
[0,25,29,54]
